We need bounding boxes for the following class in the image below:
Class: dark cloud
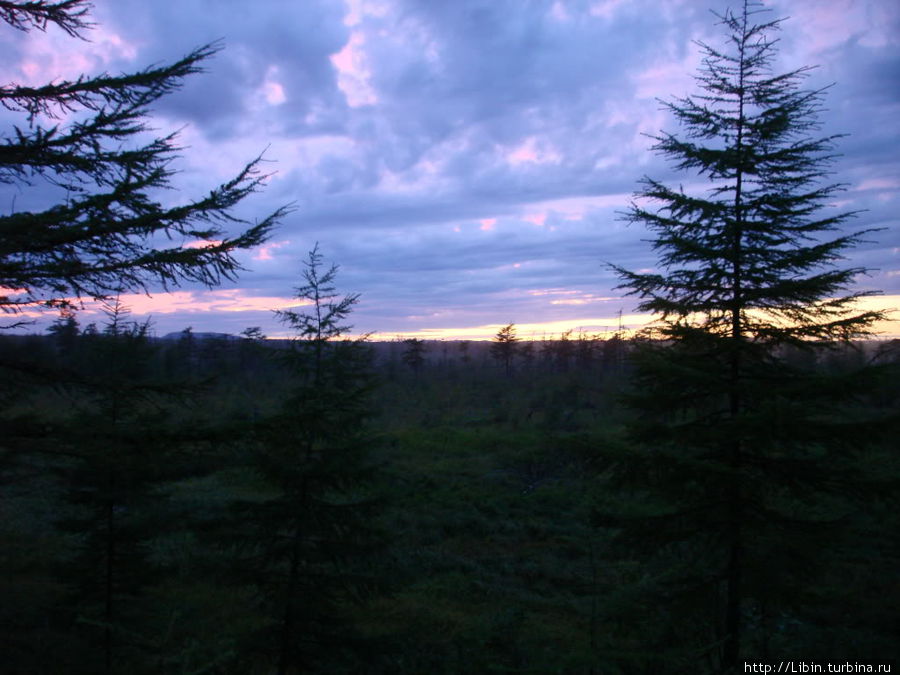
[5,0,899,337]
[92,0,350,135]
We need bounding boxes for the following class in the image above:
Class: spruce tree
[598,2,894,671]
[0,0,287,327]
[233,245,379,673]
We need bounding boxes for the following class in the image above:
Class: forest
[2,1,898,673]
[3,319,898,674]
[0,320,900,673]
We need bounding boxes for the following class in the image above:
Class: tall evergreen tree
[1,7,287,664]
[53,299,162,673]
[598,2,894,672]
[0,0,287,327]
[0,298,194,673]
[233,245,379,673]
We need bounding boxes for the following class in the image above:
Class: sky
[4,0,899,339]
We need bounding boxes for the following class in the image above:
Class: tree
[599,2,893,671]
[0,0,288,328]
[46,306,79,352]
[234,245,379,673]
[240,326,266,342]
[490,323,519,377]
[1,297,191,673]
[553,328,575,373]
[0,5,287,667]
[401,337,426,376]
[53,299,164,674]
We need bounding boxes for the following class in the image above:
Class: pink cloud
[341,0,390,28]
[527,289,618,305]
[10,290,308,321]
[856,178,900,192]
[549,1,570,22]
[633,51,701,101]
[508,143,538,164]
[7,26,138,97]
[528,289,579,297]
[505,137,562,166]
[253,240,291,261]
[589,0,627,21]
[92,289,306,315]
[330,31,378,107]
[479,218,497,231]
[550,292,617,305]
[183,239,224,250]
[784,0,899,58]
[523,213,546,227]
[263,81,286,106]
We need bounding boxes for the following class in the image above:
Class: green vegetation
[3,326,896,672]
[604,2,898,671]
[2,2,898,674]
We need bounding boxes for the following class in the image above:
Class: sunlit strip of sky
[11,291,897,342]
[2,0,898,339]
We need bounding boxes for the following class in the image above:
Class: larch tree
[0,2,285,669]
[598,1,894,672]
[53,298,165,674]
[233,245,379,674]
[0,0,287,329]
[2,296,192,673]
[491,323,519,377]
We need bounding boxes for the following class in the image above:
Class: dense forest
[2,1,899,673]
[2,320,898,673]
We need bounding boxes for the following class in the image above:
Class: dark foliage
[491,323,519,377]
[600,2,898,672]
[0,1,288,328]
[231,246,381,674]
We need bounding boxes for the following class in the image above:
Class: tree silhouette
[600,1,891,670]
[402,338,426,376]
[237,245,379,673]
[24,298,190,674]
[0,0,288,328]
[491,323,519,377]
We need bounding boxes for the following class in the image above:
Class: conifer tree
[17,298,184,673]
[46,306,80,352]
[234,245,379,673]
[57,300,158,673]
[401,337,426,376]
[0,0,287,327]
[598,2,893,671]
[491,323,519,377]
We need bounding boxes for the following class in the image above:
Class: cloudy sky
[5,0,900,339]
